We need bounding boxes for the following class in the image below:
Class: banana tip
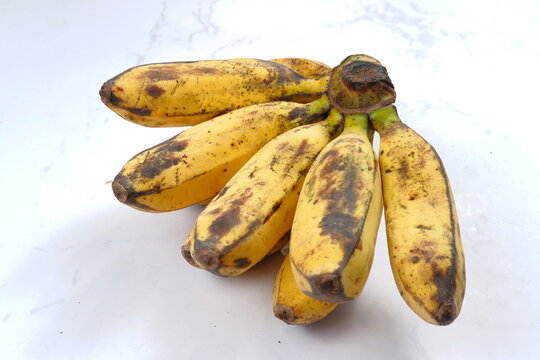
[434,302,457,325]
[112,181,128,203]
[314,274,341,297]
[181,242,201,268]
[195,249,220,270]
[274,304,295,324]
[99,80,112,104]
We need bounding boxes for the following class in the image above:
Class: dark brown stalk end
[112,181,128,203]
[99,80,112,105]
[274,304,295,324]
[196,249,221,270]
[434,302,457,326]
[341,61,393,92]
[181,242,201,268]
[313,274,341,298]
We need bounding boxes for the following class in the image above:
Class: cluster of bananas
[100,55,465,326]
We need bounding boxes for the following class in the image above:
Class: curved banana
[100,58,329,127]
[369,105,465,326]
[273,254,337,325]
[112,96,331,212]
[270,58,331,79]
[289,114,382,303]
[190,109,344,276]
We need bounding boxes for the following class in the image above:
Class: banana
[112,96,331,212]
[100,58,329,127]
[190,109,344,276]
[270,58,331,79]
[181,230,290,269]
[273,254,338,325]
[369,105,465,326]
[289,113,382,303]
[326,54,396,114]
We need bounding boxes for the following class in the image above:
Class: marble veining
[1,0,539,359]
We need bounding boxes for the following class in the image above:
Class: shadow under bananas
[302,296,413,356]
[5,204,205,357]
[9,202,412,357]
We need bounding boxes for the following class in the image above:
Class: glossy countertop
[1,0,539,358]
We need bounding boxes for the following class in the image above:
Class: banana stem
[308,94,331,114]
[343,113,369,134]
[323,108,344,134]
[368,105,401,131]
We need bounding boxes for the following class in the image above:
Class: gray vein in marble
[135,0,168,64]
[188,0,220,43]
[72,271,79,286]
[3,314,10,323]
[29,298,64,314]
[211,37,252,59]
[42,140,67,173]
[326,0,448,60]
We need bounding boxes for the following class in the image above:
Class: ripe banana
[289,113,382,303]
[369,105,465,325]
[190,109,344,276]
[100,58,329,127]
[112,96,331,212]
[270,58,331,79]
[273,254,337,325]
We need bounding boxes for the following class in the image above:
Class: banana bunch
[102,54,465,326]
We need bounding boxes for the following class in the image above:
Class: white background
[1,0,540,359]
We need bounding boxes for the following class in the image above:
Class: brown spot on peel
[431,262,458,324]
[155,139,189,153]
[124,106,152,116]
[320,213,357,243]
[234,258,251,268]
[208,207,242,238]
[145,85,165,98]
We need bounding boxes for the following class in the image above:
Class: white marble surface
[1,0,540,358]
